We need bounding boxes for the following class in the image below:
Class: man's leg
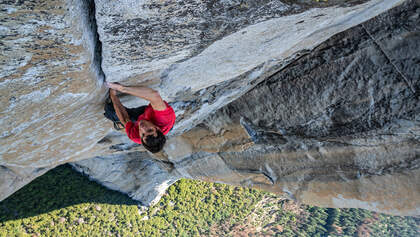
[104,98,125,130]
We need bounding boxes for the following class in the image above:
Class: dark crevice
[81,0,106,83]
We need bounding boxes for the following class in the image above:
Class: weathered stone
[1,0,418,216]
[0,165,51,201]
[70,152,178,205]
[191,1,420,215]
[2,0,400,168]
[96,0,404,135]
[72,0,420,216]
[0,0,110,168]
[0,0,121,200]
[64,0,407,166]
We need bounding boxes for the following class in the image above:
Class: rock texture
[0,165,52,201]
[0,0,115,199]
[1,0,418,216]
[71,152,177,205]
[72,0,419,216]
[97,0,405,134]
[0,0,110,168]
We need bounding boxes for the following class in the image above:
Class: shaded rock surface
[0,165,52,201]
[0,0,418,216]
[71,152,177,205]
[71,0,420,216]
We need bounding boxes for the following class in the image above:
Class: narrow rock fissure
[82,0,106,83]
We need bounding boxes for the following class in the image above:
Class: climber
[104,82,176,153]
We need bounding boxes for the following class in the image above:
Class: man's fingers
[106,82,122,90]
[105,82,114,88]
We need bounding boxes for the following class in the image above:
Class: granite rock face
[1,0,419,216]
[72,0,419,216]
[0,165,51,201]
[96,0,405,133]
[71,152,177,205]
[183,2,420,215]
[0,0,110,168]
[0,0,114,199]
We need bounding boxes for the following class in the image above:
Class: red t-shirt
[125,101,176,144]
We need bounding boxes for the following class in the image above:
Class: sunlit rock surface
[96,0,405,135]
[1,0,419,216]
[0,0,110,168]
[73,0,419,216]
[0,0,114,201]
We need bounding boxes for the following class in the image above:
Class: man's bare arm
[106,82,167,111]
[110,89,130,126]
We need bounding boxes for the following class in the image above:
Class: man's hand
[106,82,166,111]
[106,82,124,92]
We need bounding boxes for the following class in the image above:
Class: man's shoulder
[152,101,175,115]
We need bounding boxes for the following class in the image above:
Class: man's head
[139,120,166,153]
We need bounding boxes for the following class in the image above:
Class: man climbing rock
[104,82,176,153]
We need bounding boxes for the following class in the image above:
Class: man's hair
[142,130,166,153]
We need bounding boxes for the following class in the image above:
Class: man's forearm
[120,86,159,102]
[106,82,166,110]
[110,94,130,125]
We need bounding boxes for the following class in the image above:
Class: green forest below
[0,165,418,236]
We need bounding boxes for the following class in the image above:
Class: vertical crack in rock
[79,0,105,83]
